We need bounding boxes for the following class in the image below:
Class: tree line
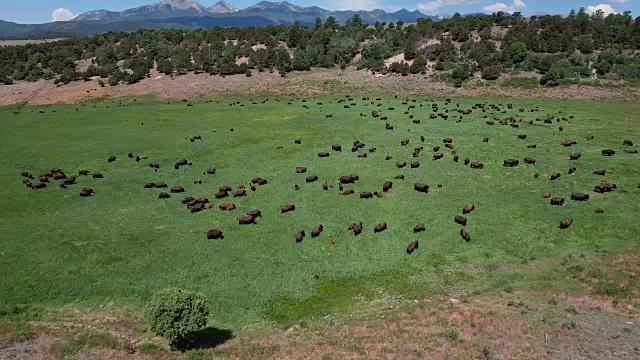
[1,9,639,87]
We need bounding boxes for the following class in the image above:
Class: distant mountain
[0,0,448,39]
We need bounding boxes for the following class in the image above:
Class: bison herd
[18,96,638,257]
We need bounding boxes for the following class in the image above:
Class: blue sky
[2,0,637,24]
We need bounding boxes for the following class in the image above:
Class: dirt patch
[384,53,413,68]
[235,56,249,65]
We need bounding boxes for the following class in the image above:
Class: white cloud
[51,8,75,22]
[605,0,626,3]
[586,4,618,15]
[333,0,382,11]
[417,0,478,12]
[482,0,526,12]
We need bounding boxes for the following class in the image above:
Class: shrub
[145,289,209,347]
[595,60,612,76]
[481,65,501,80]
[98,80,105,87]
[245,69,252,77]
[451,64,470,81]
[540,67,564,86]
[509,41,527,64]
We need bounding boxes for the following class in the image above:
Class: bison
[311,225,324,238]
[382,181,392,192]
[414,224,425,233]
[602,149,615,156]
[296,167,307,173]
[462,204,475,214]
[503,159,519,167]
[233,190,246,197]
[414,183,429,193]
[460,229,470,242]
[411,162,420,168]
[470,161,483,169]
[454,216,467,226]
[170,186,184,193]
[159,192,170,199]
[219,185,232,192]
[332,144,342,151]
[239,215,256,225]
[281,204,296,213]
[92,172,103,179]
[191,203,205,213]
[550,197,565,206]
[571,192,589,201]
[524,157,536,164]
[207,229,224,239]
[407,241,419,255]
[219,202,236,211]
[340,175,359,184]
[569,153,581,160]
[595,184,616,193]
[206,168,216,175]
[560,218,573,229]
[396,161,406,168]
[295,230,305,243]
[353,223,363,236]
[318,152,330,158]
[373,222,387,233]
[432,152,444,160]
[550,172,561,181]
[108,156,116,162]
[360,192,373,199]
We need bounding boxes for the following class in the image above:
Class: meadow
[0,96,638,329]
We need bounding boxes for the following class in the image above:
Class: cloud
[51,8,75,22]
[586,4,618,15]
[333,0,382,11]
[417,0,478,12]
[605,0,626,3]
[482,0,526,12]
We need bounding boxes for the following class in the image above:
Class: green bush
[451,64,471,81]
[481,65,501,80]
[540,67,564,86]
[595,60,612,76]
[145,289,209,347]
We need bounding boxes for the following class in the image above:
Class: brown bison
[464,158,470,166]
[108,156,116,162]
[595,184,616,193]
[524,157,536,164]
[543,192,551,198]
[281,204,296,213]
[407,241,419,255]
[360,192,373,199]
[170,186,184,193]
[295,167,307,173]
[294,139,302,144]
[239,215,256,225]
[593,169,607,176]
[247,210,261,218]
[52,172,66,180]
[414,224,425,233]
[454,216,467,226]
[460,229,470,242]
[470,161,483,169]
[569,153,581,160]
[219,185,232,192]
[411,162,420,168]
[318,152,330,158]
[550,197,565,206]
[206,168,216,175]
[311,225,324,238]
[79,170,90,176]
[219,202,236,211]
[571,192,589,201]
[207,229,224,239]
[295,230,305,242]
[332,144,342,151]
[623,139,634,146]
[453,155,459,162]
[340,175,359,184]
[215,191,228,199]
[595,208,605,213]
[462,204,475,214]
[31,182,47,190]
[150,162,160,169]
[602,149,615,156]
[443,138,453,143]
[550,172,561,181]
[503,159,519,167]
[517,134,527,139]
[568,167,576,174]
[341,190,354,195]
[560,218,573,229]
[233,190,246,197]
[191,203,205,213]
[92,172,103,179]
[432,152,444,160]
[353,222,363,236]
[357,153,367,158]
[182,196,195,204]
[373,222,387,232]
[159,192,170,199]
[382,181,392,192]
[79,188,93,196]
[396,161,406,168]
[394,175,404,180]
[414,183,429,193]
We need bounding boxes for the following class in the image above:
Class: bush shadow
[176,327,234,351]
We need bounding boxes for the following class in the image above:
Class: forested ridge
[1,9,640,87]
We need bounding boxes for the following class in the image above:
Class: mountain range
[0,0,448,39]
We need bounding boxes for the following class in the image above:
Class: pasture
[0,96,638,328]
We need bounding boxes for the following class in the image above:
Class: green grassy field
[0,96,638,329]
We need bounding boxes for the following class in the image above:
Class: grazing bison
[295,230,305,243]
[383,181,392,192]
[503,159,519,167]
[239,215,256,225]
[182,196,195,204]
[543,192,551,198]
[470,161,483,169]
[396,161,406,168]
[295,139,302,144]
[623,140,633,146]
[414,183,429,193]
[593,169,607,176]
[483,137,489,143]
[360,192,373,199]
[206,168,216,175]
[207,229,223,239]
[595,184,616,193]
[20,172,33,179]
[143,183,154,189]
[170,186,184,193]
[31,182,47,190]
[464,158,470,166]
[568,167,577,174]
[219,202,236,211]
[233,190,246,197]
[414,224,425,233]
[550,172,561,181]
[433,146,440,152]
[195,197,209,204]
[306,175,318,183]
[79,188,94,196]
[527,145,537,149]
[517,134,527,139]
[571,192,589,201]
[219,185,232,192]
[460,229,470,242]
[159,192,170,199]
[407,241,419,255]
[215,191,228,199]
[560,218,573,229]
[374,191,383,198]
[394,175,404,180]
[453,155,459,162]
[462,204,475,214]
[281,204,296,213]
[341,190,354,195]
[191,203,205,213]
[296,167,307,173]
[411,162,420,168]
[247,210,261,218]
[602,149,615,156]
[373,221,387,233]
[108,156,116,162]
[149,162,160,169]
[79,170,90,176]
[524,157,536,164]
[318,152,330,158]
[432,152,444,160]
[92,172,103,178]
[353,223,363,236]
[624,149,638,154]
[357,153,367,158]
[454,216,467,226]
[561,140,576,147]
[569,153,581,160]
[595,208,605,213]
[52,172,66,180]
[332,144,342,151]
[443,138,453,144]
[311,225,324,238]
[550,197,565,206]
[340,175,359,184]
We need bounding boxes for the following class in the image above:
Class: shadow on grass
[175,327,234,351]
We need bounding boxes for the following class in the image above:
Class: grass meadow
[0,96,638,329]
